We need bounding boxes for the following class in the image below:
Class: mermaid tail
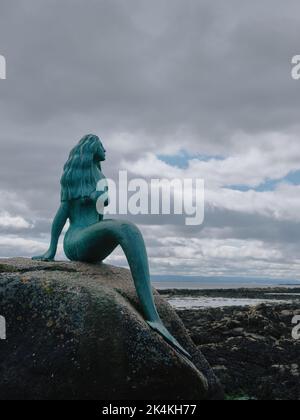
[147,321,191,359]
[117,221,191,359]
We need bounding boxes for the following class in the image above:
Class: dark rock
[0,258,222,400]
[177,302,300,400]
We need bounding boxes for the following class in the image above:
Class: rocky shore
[159,288,300,400]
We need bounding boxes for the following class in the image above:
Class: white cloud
[0,234,65,259]
[124,131,300,187]
[122,131,300,223]
[207,183,300,222]
[139,225,300,279]
[0,235,46,256]
[0,212,31,229]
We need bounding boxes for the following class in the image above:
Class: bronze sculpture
[33,134,190,358]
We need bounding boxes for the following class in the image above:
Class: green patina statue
[33,134,190,358]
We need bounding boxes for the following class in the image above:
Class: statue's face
[95,141,106,162]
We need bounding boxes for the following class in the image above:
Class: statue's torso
[63,199,102,259]
[69,199,102,228]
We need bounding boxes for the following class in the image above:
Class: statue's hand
[32,250,55,262]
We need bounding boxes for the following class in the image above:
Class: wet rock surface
[175,299,300,400]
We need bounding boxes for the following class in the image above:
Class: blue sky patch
[226,169,300,192]
[157,150,224,169]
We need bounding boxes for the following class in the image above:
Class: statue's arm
[32,202,69,261]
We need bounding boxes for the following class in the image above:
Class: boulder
[0,258,222,400]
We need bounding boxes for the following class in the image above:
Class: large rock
[0,258,222,400]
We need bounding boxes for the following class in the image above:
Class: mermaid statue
[33,134,190,358]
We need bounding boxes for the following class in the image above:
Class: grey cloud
[1,0,300,277]
[1,1,300,140]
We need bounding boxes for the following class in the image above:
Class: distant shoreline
[158,286,300,297]
[154,282,300,290]
[158,286,300,310]
[152,274,300,291]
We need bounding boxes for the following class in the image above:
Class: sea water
[166,296,294,310]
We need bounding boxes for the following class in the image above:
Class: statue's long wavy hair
[61,134,102,202]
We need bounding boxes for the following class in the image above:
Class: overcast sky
[1,0,300,280]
